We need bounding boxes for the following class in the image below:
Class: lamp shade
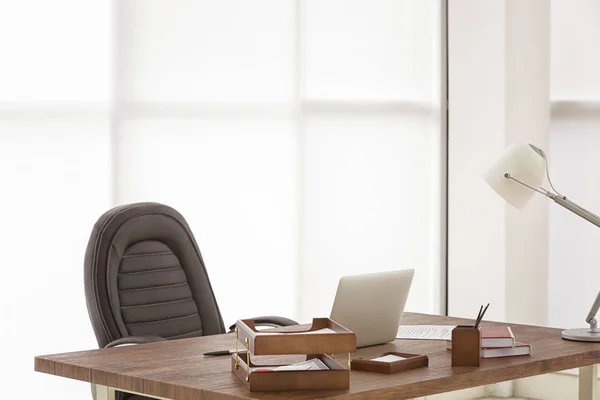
[483,143,546,209]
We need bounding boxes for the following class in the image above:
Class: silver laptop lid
[330,269,414,347]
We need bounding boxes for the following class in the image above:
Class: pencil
[475,305,483,327]
[475,303,490,328]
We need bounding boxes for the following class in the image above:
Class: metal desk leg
[580,365,598,400]
[95,385,173,400]
[96,385,116,400]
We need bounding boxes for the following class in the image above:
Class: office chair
[84,202,298,400]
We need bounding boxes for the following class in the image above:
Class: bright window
[1,2,443,399]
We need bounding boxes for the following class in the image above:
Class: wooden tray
[231,353,350,392]
[235,317,356,355]
[351,352,428,374]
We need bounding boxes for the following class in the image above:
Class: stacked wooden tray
[231,318,356,392]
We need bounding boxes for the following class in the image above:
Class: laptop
[329,269,414,348]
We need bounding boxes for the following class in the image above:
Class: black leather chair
[84,202,297,400]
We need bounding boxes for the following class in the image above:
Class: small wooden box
[451,325,481,367]
[351,352,428,374]
[231,318,357,392]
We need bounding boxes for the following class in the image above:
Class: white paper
[396,325,456,340]
[274,359,329,371]
[250,358,330,372]
[295,328,336,335]
[257,327,337,335]
[273,363,313,371]
[370,354,406,363]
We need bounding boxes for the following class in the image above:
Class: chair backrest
[84,202,225,348]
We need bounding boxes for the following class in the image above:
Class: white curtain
[548,0,600,329]
[0,1,113,399]
[1,1,442,399]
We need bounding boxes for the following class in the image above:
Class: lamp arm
[505,174,600,228]
[549,195,600,229]
[505,174,600,331]
[546,195,600,331]
[544,195,600,332]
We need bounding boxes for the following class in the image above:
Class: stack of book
[446,326,532,359]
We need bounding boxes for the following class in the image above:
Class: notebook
[478,326,515,347]
[446,341,531,358]
[445,326,515,348]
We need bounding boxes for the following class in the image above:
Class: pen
[474,305,483,326]
[474,303,490,329]
[203,350,246,356]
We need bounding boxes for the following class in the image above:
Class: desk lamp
[484,143,600,342]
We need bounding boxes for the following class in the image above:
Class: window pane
[305,0,440,101]
[300,113,441,321]
[0,119,111,400]
[548,120,600,329]
[0,1,111,103]
[551,0,600,100]
[115,117,298,324]
[120,0,295,102]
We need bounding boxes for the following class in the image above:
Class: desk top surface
[35,313,600,400]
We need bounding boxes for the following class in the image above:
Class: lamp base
[562,328,600,342]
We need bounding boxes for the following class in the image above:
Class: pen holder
[451,325,481,367]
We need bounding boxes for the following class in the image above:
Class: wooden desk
[35,313,600,400]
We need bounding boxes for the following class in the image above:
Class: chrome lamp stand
[503,145,600,342]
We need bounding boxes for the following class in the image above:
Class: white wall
[448,0,600,332]
[504,0,550,326]
[448,0,550,326]
[547,0,600,332]
[447,3,549,397]
[448,0,508,322]
[449,1,600,398]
